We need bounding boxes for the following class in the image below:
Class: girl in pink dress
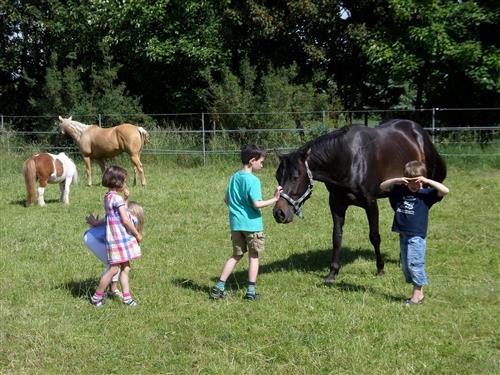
[90,165,143,307]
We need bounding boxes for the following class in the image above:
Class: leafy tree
[344,0,500,109]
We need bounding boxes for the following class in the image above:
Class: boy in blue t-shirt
[380,161,449,306]
[210,144,282,301]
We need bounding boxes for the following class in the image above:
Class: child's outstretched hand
[274,186,283,201]
[135,232,143,243]
[86,214,100,226]
[123,185,130,200]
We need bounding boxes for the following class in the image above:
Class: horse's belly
[48,175,66,183]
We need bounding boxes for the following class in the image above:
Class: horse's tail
[425,139,447,182]
[23,157,37,206]
[420,125,447,183]
[138,127,150,151]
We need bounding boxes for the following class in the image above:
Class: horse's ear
[68,116,72,121]
[58,116,63,121]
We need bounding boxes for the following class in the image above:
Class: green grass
[0,152,498,374]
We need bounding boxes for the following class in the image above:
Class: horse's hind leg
[60,178,71,204]
[365,200,384,276]
[131,154,146,186]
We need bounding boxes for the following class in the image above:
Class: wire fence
[1,108,499,165]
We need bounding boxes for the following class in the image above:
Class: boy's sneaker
[244,292,258,301]
[90,295,105,307]
[209,287,227,300]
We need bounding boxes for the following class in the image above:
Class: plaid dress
[104,191,141,265]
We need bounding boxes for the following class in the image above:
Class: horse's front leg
[37,179,48,207]
[83,156,92,187]
[325,196,348,284]
[365,200,384,276]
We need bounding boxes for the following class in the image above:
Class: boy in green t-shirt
[210,144,282,301]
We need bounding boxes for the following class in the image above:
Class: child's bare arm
[253,186,283,209]
[417,177,450,196]
[118,205,143,243]
[380,177,409,192]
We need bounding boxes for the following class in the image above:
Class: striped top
[104,191,141,265]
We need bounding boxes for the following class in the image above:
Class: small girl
[84,201,144,299]
[90,165,143,307]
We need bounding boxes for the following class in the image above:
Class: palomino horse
[58,116,150,186]
[23,152,78,207]
[273,119,446,283]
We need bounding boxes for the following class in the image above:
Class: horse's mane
[60,118,90,141]
[300,125,352,165]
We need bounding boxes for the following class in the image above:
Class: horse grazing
[23,152,78,207]
[58,116,150,186]
[273,119,446,283]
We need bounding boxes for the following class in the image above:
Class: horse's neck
[64,121,89,141]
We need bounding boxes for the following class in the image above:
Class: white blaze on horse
[58,116,150,186]
[23,152,78,207]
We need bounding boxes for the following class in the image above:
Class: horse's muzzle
[273,206,294,224]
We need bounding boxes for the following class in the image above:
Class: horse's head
[58,116,72,135]
[273,149,314,224]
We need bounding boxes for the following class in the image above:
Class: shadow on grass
[171,278,211,295]
[11,198,61,206]
[62,278,98,298]
[174,247,400,299]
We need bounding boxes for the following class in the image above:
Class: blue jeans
[399,235,428,286]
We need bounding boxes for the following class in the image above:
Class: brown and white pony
[23,152,78,207]
[58,116,150,186]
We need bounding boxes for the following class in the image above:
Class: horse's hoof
[324,277,335,285]
[376,269,385,276]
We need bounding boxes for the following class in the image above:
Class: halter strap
[279,161,314,219]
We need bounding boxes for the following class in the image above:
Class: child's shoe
[405,297,424,306]
[244,292,258,301]
[209,287,227,300]
[90,295,105,307]
[123,297,138,306]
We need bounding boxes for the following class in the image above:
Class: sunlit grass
[0,152,498,373]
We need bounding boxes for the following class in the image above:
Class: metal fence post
[98,114,102,127]
[432,108,436,143]
[201,112,206,165]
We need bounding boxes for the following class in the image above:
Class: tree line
[1,1,499,131]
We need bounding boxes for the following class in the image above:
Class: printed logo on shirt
[397,197,415,215]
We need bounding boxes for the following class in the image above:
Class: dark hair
[241,144,266,165]
[404,160,427,178]
[102,165,128,188]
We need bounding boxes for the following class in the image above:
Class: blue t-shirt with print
[389,185,443,238]
[227,170,263,232]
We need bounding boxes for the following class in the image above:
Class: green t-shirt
[227,170,263,231]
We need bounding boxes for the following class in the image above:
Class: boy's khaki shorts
[231,231,265,256]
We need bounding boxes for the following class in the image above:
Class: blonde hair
[128,201,144,235]
[403,160,427,178]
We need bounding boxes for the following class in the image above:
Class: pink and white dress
[104,191,141,265]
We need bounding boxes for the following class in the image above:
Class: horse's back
[85,123,145,156]
[369,119,446,183]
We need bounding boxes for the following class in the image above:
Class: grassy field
[0,152,498,374]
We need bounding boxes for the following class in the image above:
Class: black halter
[279,161,314,219]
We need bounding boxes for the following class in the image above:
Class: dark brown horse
[273,119,446,283]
